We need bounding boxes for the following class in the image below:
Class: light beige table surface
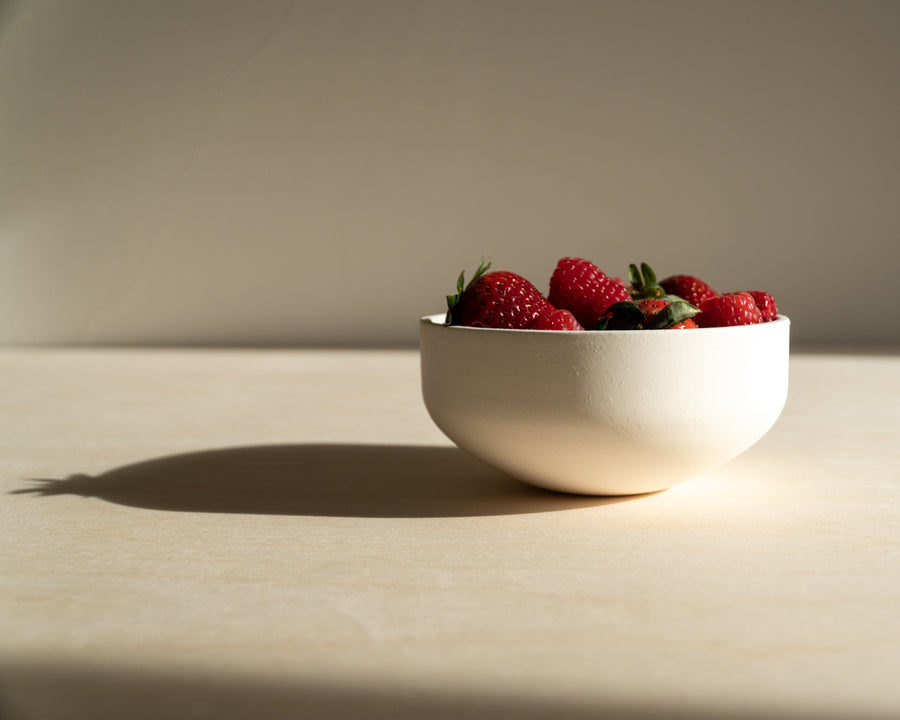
[1,346,898,720]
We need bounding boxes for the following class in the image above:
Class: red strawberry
[743,290,778,322]
[695,292,763,327]
[636,298,699,329]
[597,297,699,330]
[528,307,583,331]
[549,257,631,329]
[447,258,552,329]
[660,274,718,307]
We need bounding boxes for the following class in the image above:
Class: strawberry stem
[628,262,666,300]
[592,300,646,330]
[647,300,700,329]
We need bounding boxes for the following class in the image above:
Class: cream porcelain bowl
[419,313,790,496]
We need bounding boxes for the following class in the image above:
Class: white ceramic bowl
[420,313,790,495]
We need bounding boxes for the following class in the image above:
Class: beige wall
[2,0,898,346]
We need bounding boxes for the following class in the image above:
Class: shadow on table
[13,443,643,518]
[0,657,838,720]
[791,343,900,356]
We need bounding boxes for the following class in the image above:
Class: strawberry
[636,298,699,329]
[446,257,553,329]
[549,257,631,329]
[695,292,763,327]
[596,296,699,330]
[659,274,718,307]
[743,290,778,322]
[528,307,583,331]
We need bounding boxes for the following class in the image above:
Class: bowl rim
[420,312,790,335]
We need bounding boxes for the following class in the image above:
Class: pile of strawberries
[446,256,779,331]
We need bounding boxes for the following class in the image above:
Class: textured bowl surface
[420,313,790,495]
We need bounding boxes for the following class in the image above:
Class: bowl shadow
[13,444,644,518]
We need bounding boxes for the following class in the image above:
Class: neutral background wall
[1,0,898,347]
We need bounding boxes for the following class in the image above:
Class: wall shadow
[13,444,640,518]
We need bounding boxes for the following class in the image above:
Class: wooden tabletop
[1,346,898,720]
